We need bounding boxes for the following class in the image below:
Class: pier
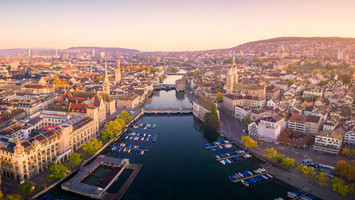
[110,143,150,152]
[204,140,231,149]
[216,151,248,161]
[292,192,309,200]
[230,171,269,183]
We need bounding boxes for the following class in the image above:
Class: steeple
[232,53,236,66]
[102,60,110,94]
[115,59,121,83]
[258,67,262,85]
[103,60,109,83]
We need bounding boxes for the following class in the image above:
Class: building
[223,94,265,115]
[235,106,251,121]
[344,130,355,145]
[102,60,110,95]
[313,130,343,155]
[0,106,99,181]
[193,97,216,121]
[175,79,185,92]
[116,93,140,109]
[257,115,285,141]
[288,113,307,133]
[305,115,322,135]
[115,60,121,83]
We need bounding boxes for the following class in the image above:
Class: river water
[41,75,297,200]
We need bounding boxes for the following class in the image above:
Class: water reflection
[192,116,219,143]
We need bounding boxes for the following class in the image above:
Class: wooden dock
[216,152,247,161]
[205,141,231,149]
[292,192,309,200]
[110,145,150,152]
[231,171,269,183]
[102,163,142,200]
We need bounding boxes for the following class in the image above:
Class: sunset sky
[0,0,354,51]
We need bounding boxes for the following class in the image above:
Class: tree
[331,177,349,196]
[5,194,23,200]
[193,69,202,75]
[289,79,296,85]
[49,163,71,179]
[316,172,330,187]
[68,153,84,166]
[339,74,351,85]
[241,136,258,149]
[0,191,3,199]
[217,82,223,90]
[264,148,277,159]
[282,157,295,167]
[18,181,34,196]
[119,111,132,124]
[216,92,223,102]
[203,104,219,131]
[351,149,355,156]
[272,154,285,163]
[342,148,350,156]
[83,138,103,155]
[335,160,348,176]
[242,116,251,125]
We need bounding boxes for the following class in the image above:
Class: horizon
[1,36,354,52]
[0,0,354,51]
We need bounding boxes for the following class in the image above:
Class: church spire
[103,59,109,83]
[232,53,236,66]
[102,59,110,94]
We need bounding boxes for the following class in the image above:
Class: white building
[344,130,355,145]
[257,115,285,141]
[313,130,343,155]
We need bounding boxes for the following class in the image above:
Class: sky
[0,0,354,51]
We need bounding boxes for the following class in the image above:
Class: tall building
[225,54,238,94]
[28,49,32,59]
[93,49,96,58]
[115,60,121,83]
[102,60,110,94]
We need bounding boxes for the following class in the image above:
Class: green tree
[264,148,277,159]
[217,82,223,90]
[119,111,132,124]
[203,104,219,131]
[289,79,296,85]
[68,153,84,166]
[242,116,251,125]
[18,181,34,196]
[49,162,71,179]
[193,69,202,75]
[331,177,349,196]
[82,138,103,155]
[272,153,285,163]
[339,74,351,84]
[351,149,355,156]
[342,148,350,156]
[316,172,330,187]
[241,136,258,149]
[216,92,223,102]
[281,157,295,167]
[5,194,23,200]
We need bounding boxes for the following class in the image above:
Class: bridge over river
[143,107,192,114]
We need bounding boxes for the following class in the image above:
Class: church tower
[232,54,238,84]
[115,59,121,83]
[102,60,110,94]
[225,66,234,94]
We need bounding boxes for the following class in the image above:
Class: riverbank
[217,108,352,200]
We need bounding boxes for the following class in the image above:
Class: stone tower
[232,54,238,84]
[115,60,121,83]
[225,66,234,94]
[102,60,110,94]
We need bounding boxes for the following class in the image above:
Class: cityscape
[0,0,354,200]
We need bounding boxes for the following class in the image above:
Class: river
[41,75,297,200]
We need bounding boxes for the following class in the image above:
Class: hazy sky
[0,0,354,51]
